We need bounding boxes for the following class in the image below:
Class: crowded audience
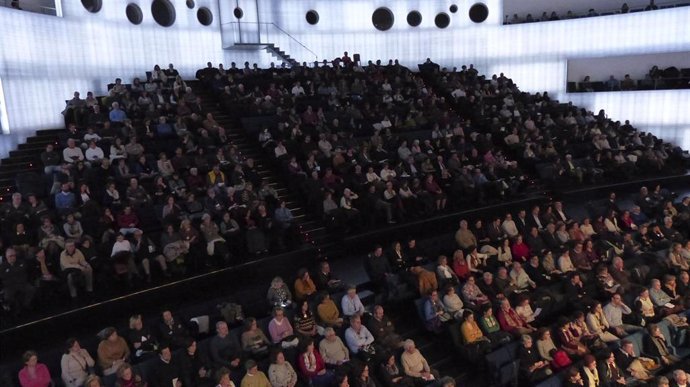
[1,56,689,387]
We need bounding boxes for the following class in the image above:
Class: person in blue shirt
[55,183,76,216]
[109,102,127,123]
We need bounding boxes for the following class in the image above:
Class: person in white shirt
[291,81,305,96]
[341,286,365,317]
[509,262,536,290]
[558,250,576,273]
[111,233,132,257]
[344,315,375,355]
[63,139,85,164]
[603,293,643,336]
[501,213,519,238]
[85,141,104,164]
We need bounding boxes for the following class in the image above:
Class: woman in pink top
[268,307,295,344]
[18,350,52,387]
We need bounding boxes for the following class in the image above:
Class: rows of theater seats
[196,59,688,236]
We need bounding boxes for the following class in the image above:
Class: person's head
[298,267,310,281]
[159,345,172,362]
[373,305,384,320]
[116,362,135,381]
[648,323,660,336]
[245,359,258,374]
[101,327,119,342]
[22,350,38,367]
[583,354,597,370]
[674,370,688,386]
[567,367,582,383]
[403,339,416,353]
[5,248,17,264]
[347,285,357,299]
[273,306,285,320]
[656,376,670,387]
[216,321,229,337]
[129,314,143,330]
[216,367,232,387]
[521,334,532,348]
[336,374,349,387]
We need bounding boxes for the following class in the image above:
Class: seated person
[643,323,680,367]
[341,285,365,317]
[316,292,343,328]
[400,340,439,384]
[460,310,491,354]
[96,328,130,377]
[294,268,317,302]
[518,335,553,383]
[366,305,403,350]
[268,307,298,348]
[319,327,350,367]
[241,359,271,387]
[267,276,293,308]
[59,240,94,300]
[314,261,346,293]
[497,298,536,337]
[344,314,376,360]
[208,321,242,371]
[240,318,270,356]
[296,338,334,387]
[441,285,464,320]
[150,345,183,387]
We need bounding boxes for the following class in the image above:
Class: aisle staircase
[0,128,62,200]
[189,81,335,253]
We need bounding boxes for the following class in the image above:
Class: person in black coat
[518,334,552,383]
[150,344,183,387]
[157,309,190,350]
[314,261,345,293]
[598,350,626,387]
[580,355,601,387]
[178,338,214,387]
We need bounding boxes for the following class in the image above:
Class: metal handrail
[224,21,318,61]
[268,22,319,60]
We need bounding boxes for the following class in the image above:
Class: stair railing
[221,21,318,63]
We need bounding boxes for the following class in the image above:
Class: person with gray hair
[518,334,552,382]
[209,320,242,371]
[654,375,670,387]
[673,370,688,387]
[400,339,439,383]
[319,327,349,366]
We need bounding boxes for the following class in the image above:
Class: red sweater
[297,350,325,379]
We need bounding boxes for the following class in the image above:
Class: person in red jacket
[497,298,536,338]
[297,338,334,387]
[117,205,141,235]
[511,235,531,263]
[18,350,51,387]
